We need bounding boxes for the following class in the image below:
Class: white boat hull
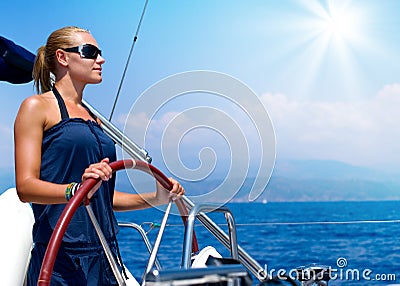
[0,188,34,285]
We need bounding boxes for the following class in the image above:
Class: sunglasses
[62,43,102,59]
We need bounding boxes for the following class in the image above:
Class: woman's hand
[82,158,113,197]
[82,158,113,182]
[155,178,185,205]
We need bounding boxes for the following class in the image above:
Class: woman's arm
[14,95,68,204]
[113,178,185,211]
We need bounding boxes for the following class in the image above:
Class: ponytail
[33,46,52,94]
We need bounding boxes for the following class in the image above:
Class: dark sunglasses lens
[81,45,101,59]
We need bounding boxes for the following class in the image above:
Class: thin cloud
[260,83,400,168]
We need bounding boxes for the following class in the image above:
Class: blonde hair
[33,26,90,94]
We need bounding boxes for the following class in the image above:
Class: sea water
[115,201,400,285]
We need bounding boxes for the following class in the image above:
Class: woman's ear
[55,49,68,67]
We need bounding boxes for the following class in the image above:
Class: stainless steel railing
[83,101,267,282]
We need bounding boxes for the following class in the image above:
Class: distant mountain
[3,159,399,202]
[272,159,400,182]
[241,159,400,202]
[116,159,400,203]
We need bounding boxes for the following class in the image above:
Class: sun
[296,1,365,52]
[323,10,354,39]
[283,0,368,100]
[317,1,362,41]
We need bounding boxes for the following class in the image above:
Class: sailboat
[0,35,370,286]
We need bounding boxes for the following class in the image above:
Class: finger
[93,165,112,180]
[168,178,185,196]
[101,157,110,163]
[97,161,112,177]
[168,178,178,192]
[102,159,113,178]
[82,162,112,182]
[81,173,99,182]
[90,159,112,176]
[81,170,103,182]
[177,186,185,196]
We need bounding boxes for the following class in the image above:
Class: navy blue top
[31,89,118,245]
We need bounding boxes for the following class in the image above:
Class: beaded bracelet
[65,182,81,201]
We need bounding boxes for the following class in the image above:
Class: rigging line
[161,219,400,227]
[233,219,400,226]
[109,0,149,121]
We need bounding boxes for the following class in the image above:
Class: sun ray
[276,0,369,100]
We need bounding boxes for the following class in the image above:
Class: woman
[14,26,184,285]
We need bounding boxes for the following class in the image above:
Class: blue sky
[1,0,400,183]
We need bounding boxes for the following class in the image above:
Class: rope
[234,219,400,226]
[156,219,400,228]
[109,0,149,121]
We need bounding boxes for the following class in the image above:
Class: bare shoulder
[16,92,56,129]
[19,92,52,112]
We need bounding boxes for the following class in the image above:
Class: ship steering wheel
[37,159,198,286]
